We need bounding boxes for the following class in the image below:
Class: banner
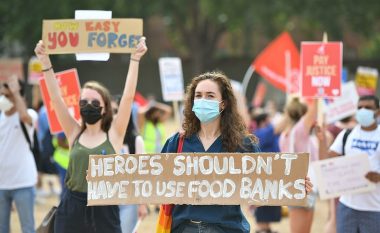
[355,66,378,96]
[158,57,185,102]
[253,32,300,94]
[0,58,24,81]
[323,81,359,124]
[42,19,143,54]
[39,69,81,134]
[312,154,375,200]
[301,42,342,97]
[87,152,309,206]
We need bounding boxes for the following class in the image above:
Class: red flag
[253,32,300,93]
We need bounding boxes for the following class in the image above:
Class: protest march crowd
[1,18,380,233]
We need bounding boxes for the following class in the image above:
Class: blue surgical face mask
[355,108,376,127]
[192,99,222,123]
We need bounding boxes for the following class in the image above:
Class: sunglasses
[79,99,101,108]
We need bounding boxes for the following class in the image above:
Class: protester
[318,95,380,233]
[52,132,70,200]
[251,109,285,233]
[34,37,147,233]
[160,72,313,233]
[112,96,148,233]
[279,97,318,233]
[138,99,172,154]
[322,116,356,233]
[0,77,38,233]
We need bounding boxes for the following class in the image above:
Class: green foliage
[1,0,380,70]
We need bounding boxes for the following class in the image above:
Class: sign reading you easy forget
[87,153,309,206]
[42,19,142,54]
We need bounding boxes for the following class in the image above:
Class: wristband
[130,58,140,62]
[42,66,53,72]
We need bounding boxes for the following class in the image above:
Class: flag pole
[242,65,255,97]
[318,32,328,126]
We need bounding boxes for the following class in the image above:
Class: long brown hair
[81,81,113,132]
[182,71,257,152]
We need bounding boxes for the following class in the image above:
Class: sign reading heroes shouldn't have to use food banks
[87,152,309,207]
[42,19,142,54]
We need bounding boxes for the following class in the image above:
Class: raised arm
[303,98,318,131]
[34,40,81,146]
[110,37,147,150]
[6,76,32,125]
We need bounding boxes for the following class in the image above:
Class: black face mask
[80,104,103,125]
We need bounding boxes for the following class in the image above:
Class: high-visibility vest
[52,137,70,169]
[142,121,166,153]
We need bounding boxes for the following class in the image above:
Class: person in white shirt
[320,95,380,233]
[0,76,38,233]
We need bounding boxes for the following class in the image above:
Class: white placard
[158,57,184,102]
[312,154,376,200]
[75,10,112,61]
[323,81,359,124]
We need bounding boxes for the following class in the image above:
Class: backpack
[20,121,41,170]
[341,129,352,156]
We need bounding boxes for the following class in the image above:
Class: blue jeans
[0,187,36,233]
[54,162,67,200]
[119,205,138,233]
[173,221,224,233]
[337,202,380,233]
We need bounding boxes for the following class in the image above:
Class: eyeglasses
[79,99,101,108]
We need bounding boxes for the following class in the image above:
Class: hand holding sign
[34,40,53,69]
[131,37,147,61]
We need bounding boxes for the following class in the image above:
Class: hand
[365,171,380,183]
[305,177,313,194]
[34,40,52,68]
[6,75,20,96]
[314,125,325,142]
[131,37,147,61]
[138,204,148,220]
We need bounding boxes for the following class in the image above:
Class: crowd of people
[0,36,379,233]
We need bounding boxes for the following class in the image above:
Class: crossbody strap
[177,134,184,153]
[20,121,32,151]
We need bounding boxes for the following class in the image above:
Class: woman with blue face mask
[160,71,312,233]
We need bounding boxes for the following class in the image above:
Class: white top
[0,109,38,189]
[330,125,380,212]
[121,135,145,154]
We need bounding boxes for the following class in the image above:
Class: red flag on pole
[252,32,300,93]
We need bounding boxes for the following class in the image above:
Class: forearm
[13,93,32,124]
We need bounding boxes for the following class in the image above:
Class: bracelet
[130,58,140,62]
[42,66,53,72]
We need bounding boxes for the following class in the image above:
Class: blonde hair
[285,97,307,123]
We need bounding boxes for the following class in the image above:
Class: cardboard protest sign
[253,32,300,94]
[355,66,378,96]
[28,56,43,85]
[87,152,309,206]
[39,69,81,134]
[0,58,24,81]
[323,81,359,124]
[42,19,142,54]
[301,42,342,97]
[312,154,375,200]
[158,57,185,102]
